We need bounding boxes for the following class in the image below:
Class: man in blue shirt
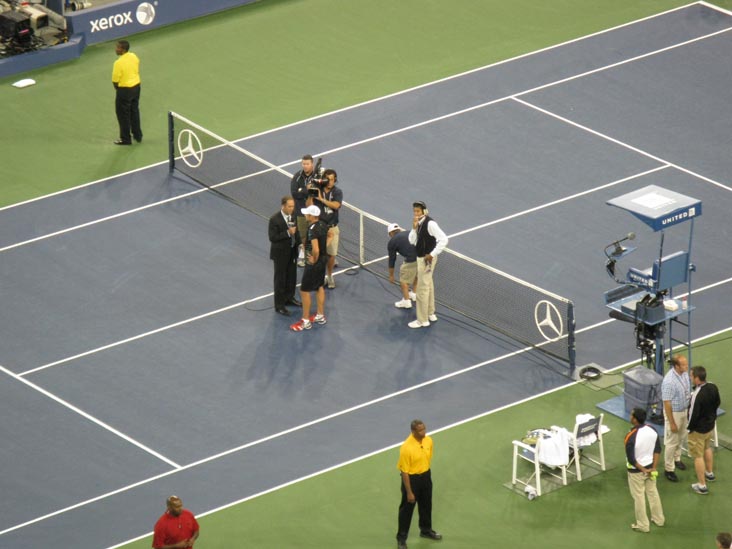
[387,223,417,309]
[661,355,690,481]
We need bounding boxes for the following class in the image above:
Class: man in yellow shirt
[396,420,442,549]
[111,39,142,145]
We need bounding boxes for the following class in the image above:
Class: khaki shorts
[326,225,339,256]
[687,430,714,458]
[399,260,417,285]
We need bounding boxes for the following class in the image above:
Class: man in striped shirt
[661,355,690,481]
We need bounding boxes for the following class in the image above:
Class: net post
[167,111,175,173]
[567,301,577,376]
[359,211,365,265]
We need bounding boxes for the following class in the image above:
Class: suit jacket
[269,210,299,260]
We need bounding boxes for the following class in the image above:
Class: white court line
[0,2,702,218]
[1,342,539,539]
[18,292,271,377]
[701,0,732,17]
[0,165,278,254]
[19,164,661,376]
[4,2,732,537]
[512,97,732,193]
[7,275,732,541]
[448,166,669,239]
[110,325,732,549]
[0,364,180,469]
[234,2,704,144]
[0,159,169,214]
[1,5,729,254]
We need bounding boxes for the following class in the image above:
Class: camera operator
[290,155,316,267]
[310,169,342,289]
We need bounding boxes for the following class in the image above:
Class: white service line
[1,341,538,539]
[0,364,180,469]
[19,291,273,377]
[234,2,706,145]
[512,97,732,193]
[19,164,660,377]
[448,165,670,240]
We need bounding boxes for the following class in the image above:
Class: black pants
[115,84,142,143]
[273,245,298,308]
[396,470,432,543]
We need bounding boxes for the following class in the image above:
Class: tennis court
[1,2,731,548]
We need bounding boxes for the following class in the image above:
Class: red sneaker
[290,318,312,331]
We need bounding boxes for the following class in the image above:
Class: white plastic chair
[512,427,570,497]
[567,413,606,481]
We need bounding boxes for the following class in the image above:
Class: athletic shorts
[300,259,326,292]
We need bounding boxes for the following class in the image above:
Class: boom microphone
[608,232,636,257]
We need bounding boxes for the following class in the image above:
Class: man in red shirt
[152,495,199,549]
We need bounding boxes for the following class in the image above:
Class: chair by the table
[567,413,606,481]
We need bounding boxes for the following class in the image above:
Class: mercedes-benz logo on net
[534,300,564,341]
[178,129,204,168]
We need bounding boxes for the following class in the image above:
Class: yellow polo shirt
[397,434,433,475]
[112,52,140,88]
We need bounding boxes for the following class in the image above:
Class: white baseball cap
[301,205,321,216]
[387,223,402,234]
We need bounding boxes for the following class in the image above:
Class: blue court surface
[1,4,731,548]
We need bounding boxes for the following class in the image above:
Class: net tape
[168,111,575,367]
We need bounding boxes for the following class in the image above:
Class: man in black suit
[268,196,301,316]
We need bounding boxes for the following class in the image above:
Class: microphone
[607,232,635,258]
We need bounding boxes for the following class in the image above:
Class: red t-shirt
[152,509,199,549]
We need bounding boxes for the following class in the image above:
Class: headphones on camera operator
[413,201,429,215]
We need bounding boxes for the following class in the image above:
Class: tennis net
[168,111,576,370]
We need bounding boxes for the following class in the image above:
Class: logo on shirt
[178,129,204,168]
[534,300,564,341]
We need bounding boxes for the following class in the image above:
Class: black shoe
[275,307,291,316]
[675,460,686,471]
[286,298,302,307]
[665,471,678,482]
[420,530,442,540]
[113,140,132,145]
[134,135,143,143]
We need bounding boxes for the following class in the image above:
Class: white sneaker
[395,299,412,309]
[429,314,438,322]
[409,291,417,301]
[297,258,306,267]
[327,276,336,289]
[408,320,430,329]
